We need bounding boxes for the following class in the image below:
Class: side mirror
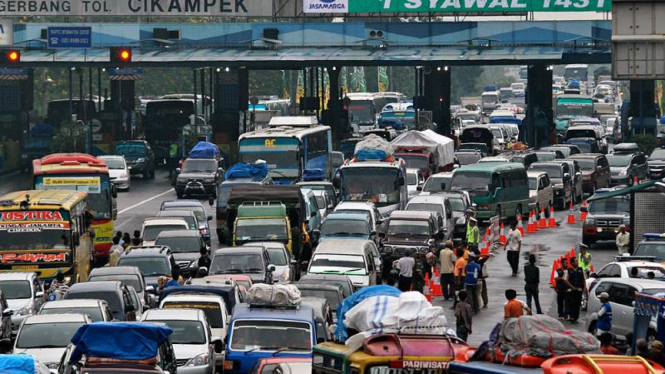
[564,173,571,179]
[111,186,118,199]
[217,168,224,174]
[207,215,213,221]
[379,232,386,238]
[580,206,588,213]
[370,230,377,236]
[208,198,214,207]
[211,337,224,353]
[311,211,317,218]
[2,308,13,317]
[416,186,423,191]
[399,176,405,186]
[35,291,44,299]
[175,168,181,174]
[146,286,155,293]
[268,264,276,272]
[327,203,334,210]
[596,165,602,171]
[290,259,298,266]
[333,176,340,189]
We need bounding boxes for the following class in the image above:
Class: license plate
[12,265,38,270]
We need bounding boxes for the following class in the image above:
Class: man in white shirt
[505,221,522,276]
[397,252,415,292]
[615,225,630,255]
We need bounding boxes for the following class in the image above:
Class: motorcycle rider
[48,270,68,294]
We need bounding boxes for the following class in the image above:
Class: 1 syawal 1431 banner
[348,0,610,13]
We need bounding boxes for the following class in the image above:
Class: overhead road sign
[47,27,91,49]
[0,0,273,17]
[348,0,611,13]
[0,20,12,46]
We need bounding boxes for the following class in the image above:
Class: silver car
[585,278,665,341]
[13,313,91,371]
[142,308,222,374]
[0,272,44,336]
[99,155,131,191]
[38,299,113,322]
[246,242,295,284]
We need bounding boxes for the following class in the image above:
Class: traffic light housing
[110,47,132,64]
[0,50,20,64]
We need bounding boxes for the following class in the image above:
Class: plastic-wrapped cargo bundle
[247,284,302,306]
[354,134,395,161]
[0,355,51,374]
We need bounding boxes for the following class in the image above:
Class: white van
[307,239,379,291]
[140,218,190,246]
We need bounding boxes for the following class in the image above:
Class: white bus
[238,116,332,184]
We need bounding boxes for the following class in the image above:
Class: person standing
[476,254,489,309]
[453,248,467,308]
[616,225,630,255]
[554,257,570,320]
[466,217,480,253]
[578,244,592,275]
[439,241,456,301]
[595,292,612,337]
[108,237,123,267]
[397,252,415,292]
[168,142,179,177]
[198,247,211,274]
[505,221,522,276]
[455,291,473,342]
[563,256,586,323]
[464,253,481,314]
[504,289,531,319]
[524,254,542,314]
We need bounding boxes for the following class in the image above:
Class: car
[155,230,207,278]
[455,151,483,166]
[0,272,44,337]
[585,278,665,341]
[99,155,131,191]
[13,313,91,370]
[175,157,224,199]
[293,283,344,319]
[527,171,554,216]
[582,191,630,246]
[583,261,665,309]
[457,143,490,157]
[159,293,228,369]
[116,246,176,291]
[420,172,452,194]
[142,308,221,374]
[534,151,563,162]
[140,218,190,247]
[381,211,441,278]
[38,299,113,322]
[634,234,665,261]
[63,281,137,321]
[478,156,509,164]
[298,273,354,298]
[333,201,385,234]
[88,266,152,308]
[331,151,345,173]
[300,297,334,342]
[553,159,584,204]
[126,285,144,319]
[114,140,155,179]
[528,162,573,210]
[296,181,337,207]
[155,210,200,231]
[648,148,665,180]
[319,212,377,245]
[565,126,606,154]
[205,274,253,294]
[210,246,274,284]
[307,239,380,291]
[405,194,454,240]
[161,200,213,246]
[406,168,424,199]
[224,303,317,374]
[565,138,601,154]
[539,146,573,158]
[311,189,334,219]
[606,144,648,186]
[510,82,526,96]
[550,144,582,156]
[250,357,312,374]
[301,188,323,233]
[185,278,245,311]
[249,242,296,284]
[569,153,611,194]
[428,191,469,240]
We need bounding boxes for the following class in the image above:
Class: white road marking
[118,189,173,215]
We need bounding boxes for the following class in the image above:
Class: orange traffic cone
[423,272,432,302]
[533,210,539,232]
[538,208,547,228]
[548,206,556,227]
[549,259,559,287]
[580,201,588,221]
[527,211,535,233]
[517,213,525,236]
[430,267,442,298]
[500,222,507,244]
[571,247,576,258]
[480,236,489,257]
[634,176,638,185]
[567,203,576,224]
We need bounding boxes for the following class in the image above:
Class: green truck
[233,202,292,252]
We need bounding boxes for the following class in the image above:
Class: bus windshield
[34,174,112,220]
[556,99,594,117]
[239,138,300,179]
[451,172,491,192]
[340,168,400,206]
[348,100,374,124]
[0,210,71,250]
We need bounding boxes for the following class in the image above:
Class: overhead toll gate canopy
[11,20,611,67]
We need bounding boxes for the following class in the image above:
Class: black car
[649,148,665,179]
[63,281,137,321]
[154,230,207,278]
[210,246,274,284]
[175,158,224,198]
[528,162,573,210]
[115,140,156,179]
[582,192,630,246]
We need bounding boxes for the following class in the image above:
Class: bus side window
[491,173,501,190]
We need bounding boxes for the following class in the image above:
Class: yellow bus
[0,190,93,284]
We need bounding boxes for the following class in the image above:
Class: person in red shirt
[599,333,619,355]
[504,289,530,319]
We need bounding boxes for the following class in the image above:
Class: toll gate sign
[47,27,92,49]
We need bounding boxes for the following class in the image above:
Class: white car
[308,239,379,291]
[587,261,665,293]
[38,299,113,322]
[140,217,190,246]
[312,190,333,219]
[99,155,131,191]
[142,308,220,374]
[406,168,424,199]
[13,313,91,370]
[333,201,384,233]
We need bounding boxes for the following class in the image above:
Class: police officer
[563,255,587,323]
[578,244,592,275]
[466,217,480,253]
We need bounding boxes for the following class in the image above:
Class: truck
[391,130,455,179]
[233,201,292,252]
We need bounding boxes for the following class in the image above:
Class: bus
[379,103,416,132]
[144,98,201,146]
[46,99,98,128]
[554,94,595,132]
[32,153,117,265]
[346,93,379,134]
[450,163,529,221]
[0,189,93,283]
[564,64,589,89]
[238,116,332,184]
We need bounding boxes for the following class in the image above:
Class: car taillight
[223,360,235,371]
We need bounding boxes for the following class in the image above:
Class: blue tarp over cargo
[225,162,268,180]
[334,285,401,342]
[189,141,220,159]
[69,323,173,363]
[0,355,36,374]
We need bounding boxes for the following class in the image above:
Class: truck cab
[233,202,291,252]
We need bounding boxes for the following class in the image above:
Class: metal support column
[629,80,657,135]
[423,66,451,135]
[525,64,553,147]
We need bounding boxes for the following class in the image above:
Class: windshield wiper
[215,269,243,274]
[245,268,264,273]
[273,347,307,355]
[344,268,365,273]
[244,346,280,355]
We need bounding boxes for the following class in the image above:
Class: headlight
[17,305,33,316]
[477,204,492,211]
[619,169,628,177]
[584,218,595,226]
[554,183,564,189]
[136,157,146,163]
[46,363,59,370]
[186,353,209,367]
[281,270,290,281]
[382,246,393,254]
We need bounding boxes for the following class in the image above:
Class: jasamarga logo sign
[303,0,348,13]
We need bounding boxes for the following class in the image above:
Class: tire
[143,170,149,179]
[588,320,597,335]
[149,169,155,179]
[495,205,501,219]
[176,191,184,199]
